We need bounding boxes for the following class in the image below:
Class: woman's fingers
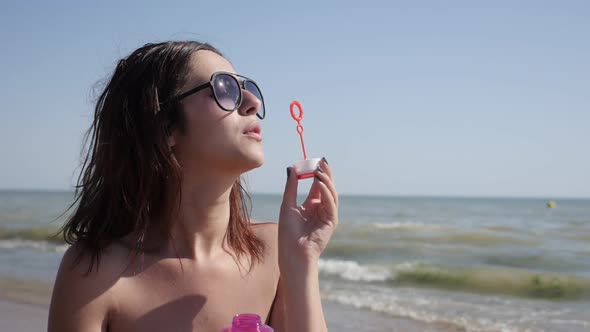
[281,167,299,210]
[320,158,334,181]
[315,166,338,208]
[313,176,338,227]
[286,158,337,212]
[303,174,322,206]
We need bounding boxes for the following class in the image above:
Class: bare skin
[49,223,281,331]
[48,50,338,332]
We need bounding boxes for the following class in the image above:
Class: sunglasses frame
[173,71,266,119]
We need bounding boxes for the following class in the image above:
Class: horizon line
[0,188,588,200]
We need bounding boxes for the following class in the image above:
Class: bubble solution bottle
[221,313,274,332]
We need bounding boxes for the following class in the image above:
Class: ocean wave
[394,263,590,300]
[337,223,538,248]
[0,239,68,252]
[319,259,392,282]
[321,289,476,331]
[4,227,588,300]
[0,226,64,244]
[426,231,539,246]
[372,221,444,231]
[323,240,409,258]
[483,225,522,233]
[319,258,590,300]
[0,211,35,223]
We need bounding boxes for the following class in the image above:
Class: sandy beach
[0,299,48,331]
[0,277,51,331]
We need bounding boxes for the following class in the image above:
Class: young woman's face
[171,50,265,176]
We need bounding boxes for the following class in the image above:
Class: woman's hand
[279,158,339,268]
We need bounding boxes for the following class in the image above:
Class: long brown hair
[62,41,264,272]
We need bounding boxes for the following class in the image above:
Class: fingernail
[286,168,291,179]
[322,157,329,165]
[315,175,323,182]
[317,167,325,173]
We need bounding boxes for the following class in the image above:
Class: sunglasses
[174,71,266,119]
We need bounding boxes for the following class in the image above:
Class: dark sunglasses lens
[213,74,240,111]
[244,80,265,119]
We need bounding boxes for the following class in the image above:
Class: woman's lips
[243,123,262,142]
[244,131,263,141]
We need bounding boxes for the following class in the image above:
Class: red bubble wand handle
[290,101,308,160]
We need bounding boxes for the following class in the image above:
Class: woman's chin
[248,153,265,169]
[238,151,265,172]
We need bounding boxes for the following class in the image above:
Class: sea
[1,190,589,331]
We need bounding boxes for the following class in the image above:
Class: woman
[48,41,338,332]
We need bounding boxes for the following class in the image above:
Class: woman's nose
[238,89,262,117]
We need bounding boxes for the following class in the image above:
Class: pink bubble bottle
[221,313,274,332]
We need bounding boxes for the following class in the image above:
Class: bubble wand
[290,101,321,180]
[290,101,308,160]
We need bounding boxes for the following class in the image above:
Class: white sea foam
[318,259,441,283]
[318,258,392,282]
[372,221,443,231]
[393,260,429,272]
[0,239,68,252]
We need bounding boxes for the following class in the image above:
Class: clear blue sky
[1,1,588,198]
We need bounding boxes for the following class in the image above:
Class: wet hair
[61,41,264,273]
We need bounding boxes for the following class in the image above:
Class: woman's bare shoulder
[60,241,133,279]
[250,221,279,256]
[48,242,130,331]
[250,221,278,240]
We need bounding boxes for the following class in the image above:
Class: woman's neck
[166,173,237,261]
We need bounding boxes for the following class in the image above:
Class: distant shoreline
[1,189,589,201]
